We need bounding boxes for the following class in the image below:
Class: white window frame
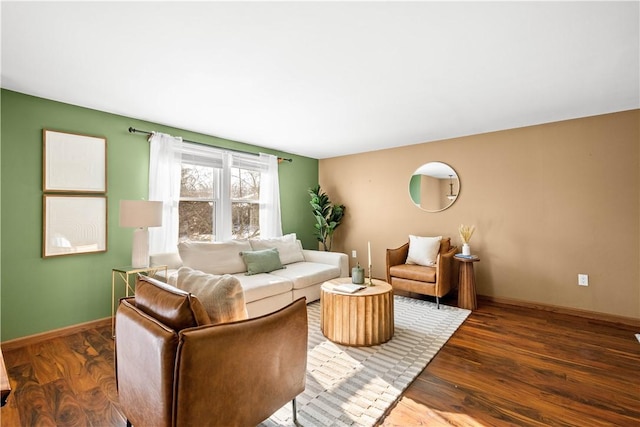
[179,142,264,242]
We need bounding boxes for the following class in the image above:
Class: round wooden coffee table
[320,278,394,346]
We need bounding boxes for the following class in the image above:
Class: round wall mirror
[408,162,460,212]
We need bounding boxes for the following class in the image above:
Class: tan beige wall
[320,110,639,319]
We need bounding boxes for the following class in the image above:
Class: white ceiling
[2,1,638,159]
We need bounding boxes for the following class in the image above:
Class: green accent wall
[0,89,319,341]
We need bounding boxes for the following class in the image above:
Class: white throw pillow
[406,235,442,267]
[178,240,252,275]
[176,267,248,324]
[249,233,305,265]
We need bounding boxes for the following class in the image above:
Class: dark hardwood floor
[381,295,640,427]
[2,296,638,426]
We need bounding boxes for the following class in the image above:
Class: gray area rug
[262,295,471,427]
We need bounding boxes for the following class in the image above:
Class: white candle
[368,241,371,266]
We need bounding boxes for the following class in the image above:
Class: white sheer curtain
[259,153,283,238]
[148,132,183,254]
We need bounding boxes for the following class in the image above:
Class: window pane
[232,202,259,239]
[181,164,214,198]
[179,201,215,241]
[231,168,260,200]
[179,158,262,241]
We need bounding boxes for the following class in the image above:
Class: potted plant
[308,185,345,251]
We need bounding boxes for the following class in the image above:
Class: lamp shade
[119,200,163,228]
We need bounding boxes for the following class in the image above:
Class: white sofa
[150,234,349,317]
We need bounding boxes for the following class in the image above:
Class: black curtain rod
[128,127,293,163]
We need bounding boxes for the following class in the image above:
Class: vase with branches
[459,224,475,256]
[308,185,345,251]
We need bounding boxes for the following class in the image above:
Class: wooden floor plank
[43,379,90,427]
[434,336,639,403]
[27,340,65,386]
[382,396,485,427]
[50,336,96,397]
[75,387,125,427]
[8,364,57,426]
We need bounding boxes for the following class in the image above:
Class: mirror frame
[408,162,460,212]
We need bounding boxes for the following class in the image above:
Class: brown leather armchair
[386,237,457,308]
[115,275,308,427]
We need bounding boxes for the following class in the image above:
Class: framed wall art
[43,195,108,258]
[43,129,107,193]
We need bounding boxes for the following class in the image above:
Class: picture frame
[43,195,108,258]
[43,129,107,193]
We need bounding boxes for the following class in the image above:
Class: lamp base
[131,227,150,268]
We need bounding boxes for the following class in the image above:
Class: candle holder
[367,241,374,286]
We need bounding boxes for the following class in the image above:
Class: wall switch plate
[352,250,357,258]
[578,274,589,286]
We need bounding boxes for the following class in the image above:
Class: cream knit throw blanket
[176,267,248,324]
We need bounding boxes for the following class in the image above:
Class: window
[178,144,262,242]
[148,134,281,254]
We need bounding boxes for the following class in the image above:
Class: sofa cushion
[231,273,293,304]
[270,261,341,290]
[249,233,304,265]
[406,235,442,267]
[134,275,211,331]
[178,240,251,275]
[240,248,285,275]
[176,267,248,325]
[389,264,437,283]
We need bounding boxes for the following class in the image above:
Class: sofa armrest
[150,252,183,270]
[438,246,458,265]
[435,246,458,293]
[386,243,409,267]
[386,242,409,282]
[302,249,349,277]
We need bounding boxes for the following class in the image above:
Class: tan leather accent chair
[386,237,457,308]
[115,275,308,427]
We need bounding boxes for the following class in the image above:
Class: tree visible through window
[231,168,260,239]
[179,162,260,241]
[179,164,216,241]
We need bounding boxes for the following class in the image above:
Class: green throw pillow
[240,248,285,275]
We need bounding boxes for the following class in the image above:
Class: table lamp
[119,200,163,268]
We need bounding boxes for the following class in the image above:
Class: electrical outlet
[352,250,357,258]
[578,274,589,286]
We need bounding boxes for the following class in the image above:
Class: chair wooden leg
[436,296,440,309]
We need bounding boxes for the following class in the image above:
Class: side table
[111,265,168,337]
[454,255,480,310]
